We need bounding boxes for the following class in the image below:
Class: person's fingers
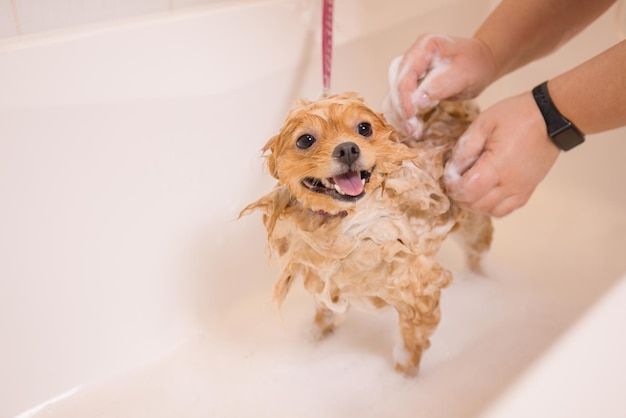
[390,34,477,139]
[413,37,497,108]
[396,34,459,137]
[445,92,559,217]
[490,195,527,217]
[384,55,424,138]
[450,156,501,206]
[397,35,439,118]
[443,115,492,193]
[406,35,469,110]
[469,188,528,217]
[396,57,421,119]
[446,133,482,178]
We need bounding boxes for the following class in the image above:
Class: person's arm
[549,40,626,134]
[386,0,618,140]
[475,0,617,78]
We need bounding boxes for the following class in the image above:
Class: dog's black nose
[333,142,360,166]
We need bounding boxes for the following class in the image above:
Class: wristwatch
[532,81,585,151]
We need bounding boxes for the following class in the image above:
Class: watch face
[553,126,585,151]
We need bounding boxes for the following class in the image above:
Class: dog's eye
[296,134,316,149]
[357,122,372,137]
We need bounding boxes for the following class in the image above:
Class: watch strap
[532,81,585,151]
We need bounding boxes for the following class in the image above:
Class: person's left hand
[383,34,498,140]
[443,91,561,217]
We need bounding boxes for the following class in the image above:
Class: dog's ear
[262,135,279,179]
[377,112,401,143]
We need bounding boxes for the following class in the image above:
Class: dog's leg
[393,290,443,376]
[303,271,344,339]
[454,211,493,273]
[314,305,339,338]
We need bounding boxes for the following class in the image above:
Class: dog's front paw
[313,307,342,340]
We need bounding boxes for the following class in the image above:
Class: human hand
[384,34,498,139]
[443,91,561,217]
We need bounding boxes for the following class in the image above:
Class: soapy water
[383,55,423,139]
[407,35,455,111]
[442,133,481,188]
[383,35,454,140]
[30,260,573,418]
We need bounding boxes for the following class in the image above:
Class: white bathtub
[2,0,625,417]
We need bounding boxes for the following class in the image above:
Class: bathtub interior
[2,0,626,417]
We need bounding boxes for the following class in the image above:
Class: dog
[241,92,493,375]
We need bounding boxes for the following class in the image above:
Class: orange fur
[241,92,493,375]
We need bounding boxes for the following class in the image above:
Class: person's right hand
[384,34,499,139]
[443,91,561,217]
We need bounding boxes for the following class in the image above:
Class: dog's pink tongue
[334,171,364,196]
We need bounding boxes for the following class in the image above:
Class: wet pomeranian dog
[241,92,493,375]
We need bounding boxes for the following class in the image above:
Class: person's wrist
[468,36,500,97]
[520,90,561,154]
[470,36,500,90]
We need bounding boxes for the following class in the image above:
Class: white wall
[0,0,227,37]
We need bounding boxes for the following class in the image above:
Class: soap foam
[383,55,424,139]
[442,133,480,189]
[383,34,456,139]
[410,34,456,110]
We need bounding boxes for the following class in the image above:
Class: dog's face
[263,93,410,214]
